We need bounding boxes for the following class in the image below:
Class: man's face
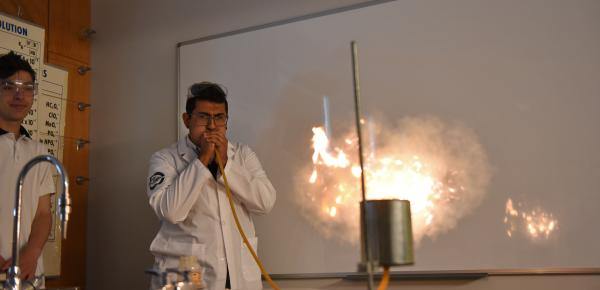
[0,70,34,124]
[183,100,228,147]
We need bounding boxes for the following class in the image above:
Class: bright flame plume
[295,116,491,245]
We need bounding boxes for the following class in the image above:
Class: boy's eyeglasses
[1,79,38,96]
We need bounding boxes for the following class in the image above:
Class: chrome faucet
[4,155,71,290]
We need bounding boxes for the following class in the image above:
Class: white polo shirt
[0,126,54,275]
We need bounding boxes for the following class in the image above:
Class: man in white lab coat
[147,82,276,290]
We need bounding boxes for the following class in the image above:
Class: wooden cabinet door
[44,52,90,290]
[0,0,49,29]
[48,0,90,64]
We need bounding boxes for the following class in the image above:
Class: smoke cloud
[295,115,492,246]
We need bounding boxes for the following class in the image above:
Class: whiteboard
[178,0,600,275]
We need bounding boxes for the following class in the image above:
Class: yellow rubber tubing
[215,153,281,290]
[377,266,390,290]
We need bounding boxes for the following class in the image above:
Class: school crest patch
[149,172,165,190]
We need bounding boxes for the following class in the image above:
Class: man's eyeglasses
[1,79,38,96]
[191,112,228,127]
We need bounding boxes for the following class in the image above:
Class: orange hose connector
[377,266,390,290]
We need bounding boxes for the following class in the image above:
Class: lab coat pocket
[241,237,261,281]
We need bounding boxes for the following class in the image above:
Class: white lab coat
[147,136,276,290]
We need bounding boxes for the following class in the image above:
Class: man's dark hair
[186,82,228,114]
[0,51,36,82]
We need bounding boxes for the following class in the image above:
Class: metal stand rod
[351,41,375,290]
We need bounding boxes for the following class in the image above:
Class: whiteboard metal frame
[269,268,600,280]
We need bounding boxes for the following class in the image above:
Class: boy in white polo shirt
[0,51,55,282]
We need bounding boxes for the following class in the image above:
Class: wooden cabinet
[48,0,91,64]
[0,0,48,29]
[48,53,91,103]
[46,132,89,289]
[45,46,90,290]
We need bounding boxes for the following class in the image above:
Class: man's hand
[2,194,53,279]
[198,131,228,167]
[197,132,216,166]
[210,131,228,168]
[1,246,42,280]
[18,246,41,279]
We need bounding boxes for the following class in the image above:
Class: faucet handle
[5,266,21,290]
[21,275,44,289]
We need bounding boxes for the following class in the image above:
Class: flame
[309,169,318,183]
[504,198,558,240]
[311,127,350,168]
[297,116,491,245]
[330,206,337,217]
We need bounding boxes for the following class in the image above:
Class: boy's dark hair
[186,82,228,114]
[0,51,36,82]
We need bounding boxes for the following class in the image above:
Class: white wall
[89,0,600,289]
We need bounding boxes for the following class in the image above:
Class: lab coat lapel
[178,136,197,164]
